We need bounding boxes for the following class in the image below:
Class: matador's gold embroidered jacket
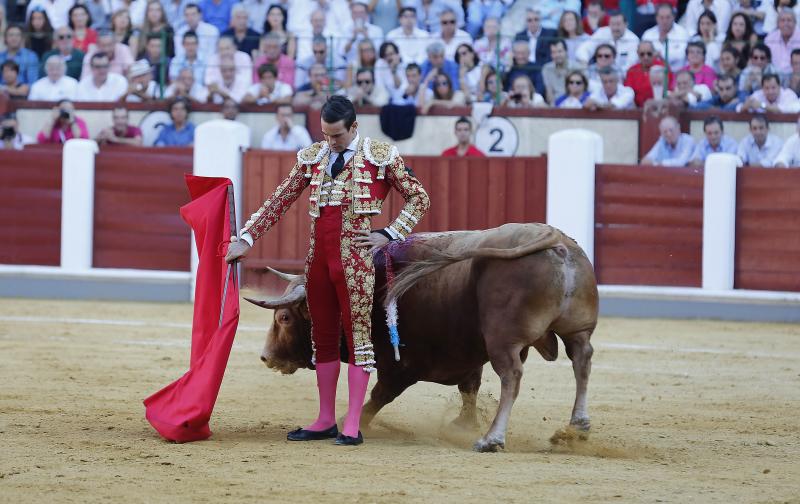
[241,137,430,371]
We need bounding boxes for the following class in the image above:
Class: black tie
[331,151,346,178]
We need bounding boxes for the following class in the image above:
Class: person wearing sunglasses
[555,70,590,108]
[502,74,546,108]
[586,42,616,93]
[40,26,84,80]
[625,40,668,106]
[542,38,584,105]
[76,51,127,101]
[576,12,639,72]
[347,67,389,106]
[419,68,465,113]
[584,66,634,110]
[739,42,777,94]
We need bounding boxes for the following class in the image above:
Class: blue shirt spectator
[691,135,738,165]
[199,0,236,33]
[420,44,460,91]
[155,98,195,147]
[1,25,41,85]
[536,0,582,31]
[736,115,784,168]
[642,117,696,167]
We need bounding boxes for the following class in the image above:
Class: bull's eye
[278,312,291,324]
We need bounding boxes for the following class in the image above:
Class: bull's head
[244,268,313,375]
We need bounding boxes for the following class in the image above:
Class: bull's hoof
[472,436,505,453]
[570,417,591,432]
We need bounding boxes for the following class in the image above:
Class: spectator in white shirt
[577,12,640,72]
[774,115,800,167]
[169,30,205,85]
[243,62,292,105]
[739,73,800,113]
[164,66,209,102]
[295,9,333,63]
[737,114,784,167]
[375,41,407,97]
[502,74,545,108]
[204,35,252,91]
[642,3,689,70]
[29,55,78,101]
[76,52,128,101]
[174,3,219,62]
[340,0,384,62]
[206,56,249,103]
[680,0,731,38]
[432,7,472,60]
[585,66,635,110]
[261,103,312,151]
[386,7,430,65]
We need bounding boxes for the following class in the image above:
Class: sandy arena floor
[0,297,799,503]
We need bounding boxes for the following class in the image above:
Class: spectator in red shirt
[442,116,486,157]
[36,99,90,144]
[68,4,97,53]
[583,0,610,35]
[96,107,143,146]
[624,40,670,107]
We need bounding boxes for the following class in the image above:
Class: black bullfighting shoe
[334,431,364,446]
[286,425,339,441]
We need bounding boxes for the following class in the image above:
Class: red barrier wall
[0,145,63,266]
[241,151,547,290]
[594,164,704,287]
[92,147,193,271]
[735,168,800,292]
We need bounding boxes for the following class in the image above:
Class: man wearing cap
[124,60,160,102]
[225,96,430,446]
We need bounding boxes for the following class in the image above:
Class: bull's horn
[265,266,302,284]
[244,285,306,309]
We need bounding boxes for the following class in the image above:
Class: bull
[246,223,598,452]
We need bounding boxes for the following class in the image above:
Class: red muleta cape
[143,175,240,442]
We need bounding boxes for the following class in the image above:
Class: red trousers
[306,206,355,364]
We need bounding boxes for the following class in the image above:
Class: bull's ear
[297,301,311,321]
[244,284,306,309]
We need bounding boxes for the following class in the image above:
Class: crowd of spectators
[2,0,800,158]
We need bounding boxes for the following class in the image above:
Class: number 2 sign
[475,116,519,157]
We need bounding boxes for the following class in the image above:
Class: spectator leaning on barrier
[1,24,39,85]
[555,69,591,108]
[441,116,485,157]
[689,115,737,167]
[737,114,784,167]
[739,73,800,113]
[243,63,292,105]
[96,106,144,146]
[1,60,29,98]
[36,99,89,144]
[154,98,195,147]
[765,8,800,75]
[221,97,240,120]
[542,38,584,105]
[432,7,472,60]
[42,26,84,81]
[0,113,32,150]
[641,115,695,167]
[29,54,78,100]
[260,103,312,151]
[585,66,635,110]
[694,73,746,110]
[391,62,430,105]
[670,69,712,108]
[347,67,389,106]
[77,52,128,101]
[774,116,800,167]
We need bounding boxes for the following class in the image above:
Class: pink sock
[342,364,370,437]
[304,360,340,431]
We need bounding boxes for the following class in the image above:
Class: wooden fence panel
[241,151,548,291]
[0,147,63,265]
[594,164,704,287]
[735,168,800,292]
[92,147,192,271]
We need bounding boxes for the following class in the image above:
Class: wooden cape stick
[219,184,237,327]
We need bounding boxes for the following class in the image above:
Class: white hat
[129,59,152,78]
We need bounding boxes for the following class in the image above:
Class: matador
[226,96,430,445]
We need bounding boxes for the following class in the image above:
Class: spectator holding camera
[36,99,89,144]
[0,113,32,150]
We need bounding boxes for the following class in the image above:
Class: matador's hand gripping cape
[241,137,430,371]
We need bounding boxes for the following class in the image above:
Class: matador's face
[321,119,358,154]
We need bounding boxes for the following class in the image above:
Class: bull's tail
[386,226,565,304]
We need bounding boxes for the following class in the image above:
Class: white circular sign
[475,116,519,157]
[138,111,173,147]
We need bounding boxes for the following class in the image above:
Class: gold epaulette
[363,137,399,167]
[297,141,329,165]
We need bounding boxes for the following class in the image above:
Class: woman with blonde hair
[110,9,133,46]
[130,0,174,59]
